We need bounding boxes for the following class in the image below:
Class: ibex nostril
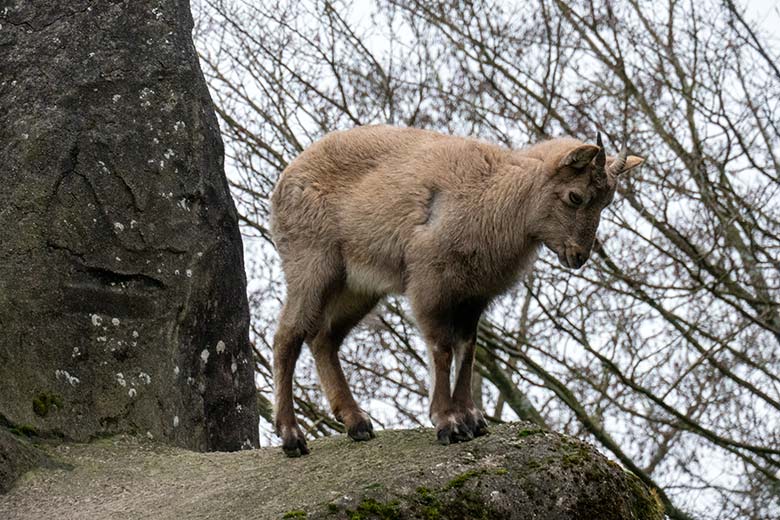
[575,252,586,267]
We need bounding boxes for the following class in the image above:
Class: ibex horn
[595,132,606,168]
[608,145,628,176]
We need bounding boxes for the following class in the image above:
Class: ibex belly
[345,262,405,295]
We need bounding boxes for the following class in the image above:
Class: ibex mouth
[556,250,570,268]
[558,247,587,270]
[543,241,586,269]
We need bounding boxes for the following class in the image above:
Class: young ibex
[270,125,643,456]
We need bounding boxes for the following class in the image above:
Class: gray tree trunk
[0,0,258,451]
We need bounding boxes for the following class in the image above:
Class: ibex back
[270,125,643,456]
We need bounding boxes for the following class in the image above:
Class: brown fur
[270,125,643,456]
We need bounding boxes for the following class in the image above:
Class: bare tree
[193,0,779,518]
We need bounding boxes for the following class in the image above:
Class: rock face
[0,0,258,451]
[0,423,665,519]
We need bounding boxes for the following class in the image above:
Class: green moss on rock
[9,424,38,438]
[31,393,63,418]
[347,498,401,519]
[444,469,484,490]
[625,473,666,519]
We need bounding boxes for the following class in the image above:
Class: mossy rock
[0,423,665,519]
[0,427,47,494]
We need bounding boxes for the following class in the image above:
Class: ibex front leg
[451,333,488,437]
[413,292,487,444]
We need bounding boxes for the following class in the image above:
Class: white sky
[746,0,780,38]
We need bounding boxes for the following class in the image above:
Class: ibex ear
[607,155,645,176]
[558,144,600,170]
[624,155,644,173]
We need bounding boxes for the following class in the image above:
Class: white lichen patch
[113,222,125,232]
[236,403,243,412]
[146,431,154,440]
[216,340,226,354]
[164,149,174,159]
[185,269,192,278]
[128,388,137,398]
[55,369,80,386]
[138,372,152,385]
[176,198,190,211]
[132,330,139,338]
[97,336,107,343]
[173,415,179,428]
[72,347,80,358]
[111,317,120,326]
[130,219,138,229]
[231,360,238,374]
[173,120,186,131]
[116,373,127,387]
[173,365,180,376]
[91,314,103,326]
[112,94,121,103]
[139,87,155,101]
[200,349,210,363]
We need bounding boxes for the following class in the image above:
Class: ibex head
[535,134,644,269]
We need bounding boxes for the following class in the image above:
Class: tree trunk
[0,0,258,451]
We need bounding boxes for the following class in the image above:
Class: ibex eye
[569,192,584,205]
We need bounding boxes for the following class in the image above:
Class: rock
[0,428,48,494]
[0,0,258,451]
[0,423,665,519]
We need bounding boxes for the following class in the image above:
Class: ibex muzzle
[270,125,644,456]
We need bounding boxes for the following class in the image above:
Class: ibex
[270,125,643,456]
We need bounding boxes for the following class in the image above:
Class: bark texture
[0,0,258,451]
[0,423,665,519]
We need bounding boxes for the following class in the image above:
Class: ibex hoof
[434,412,472,445]
[434,408,489,445]
[466,407,489,438]
[280,424,310,457]
[346,410,376,442]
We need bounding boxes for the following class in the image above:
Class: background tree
[193,0,779,518]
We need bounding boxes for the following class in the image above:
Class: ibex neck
[482,160,541,253]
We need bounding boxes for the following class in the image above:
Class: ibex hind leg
[309,289,379,442]
[273,249,343,457]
